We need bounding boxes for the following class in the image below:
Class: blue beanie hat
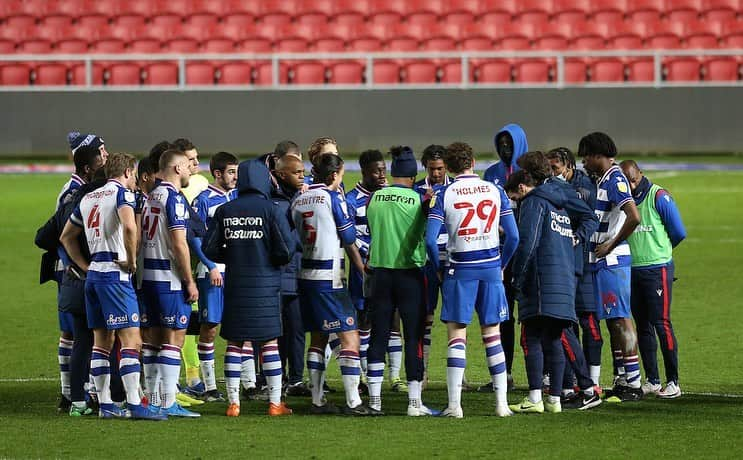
[67,131,104,156]
[390,146,417,177]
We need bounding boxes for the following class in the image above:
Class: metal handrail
[1,49,742,90]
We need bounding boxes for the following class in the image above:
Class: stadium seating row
[1,19,743,54]
[1,0,742,25]
[1,57,739,85]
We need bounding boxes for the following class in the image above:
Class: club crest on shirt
[179,314,189,325]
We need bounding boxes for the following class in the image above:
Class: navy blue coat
[511,180,597,323]
[568,170,598,312]
[203,160,294,342]
[271,178,302,296]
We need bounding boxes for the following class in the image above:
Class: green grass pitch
[1,169,742,459]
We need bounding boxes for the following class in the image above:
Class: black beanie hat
[390,146,417,177]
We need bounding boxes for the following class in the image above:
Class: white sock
[58,337,73,399]
[158,344,181,409]
[547,395,560,404]
[261,343,283,405]
[142,343,160,405]
[338,349,362,408]
[387,332,403,381]
[590,365,601,386]
[359,329,371,375]
[240,343,257,390]
[495,370,508,408]
[307,347,326,406]
[367,361,384,410]
[90,347,112,405]
[198,341,216,391]
[446,338,466,409]
[408,380,422,408]
[224,344,242,405]
[483,332,507,408]
[119,348,142,406]
[528,390,542,404]
[328,334,341,360]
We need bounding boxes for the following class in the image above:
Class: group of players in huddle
[40,124,685,419]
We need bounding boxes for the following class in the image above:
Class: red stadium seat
[129,39,162,53]
[185,62,216,84]
[372,61,401,83]
[476,61,512,82]
[201,38,236,53]
[218,62,252,84]
[368,12,403,26]
[385,37,419,51]
[115,13,146,29]
[119,0,156,17]
[564,60,588,82]
[77,14,109,29]
[627,58,656,81]
[626,0,664,22]
[70,63,105,85]
[704,57,739,80]
[0,39,16,53]
[292,62,326,84]
[34,63,68,85]
[464,22,499,42]
[56,0,87,18]
[439,61,476,83]
[296,12,329,25]
[685,33,720,48]
[37,24,69,43]
[647,33,682,49]
[665,58,702,81]
[534,36,569,50]
[441,0,477,25]
[460,37,494,51]
[403,61,438,83]
[164,38,200,53]
[607,34,644,49]
[420,37,457,51]
[236,38,273,53]
[371,0,406,18]
[90,0,122,17]
[281,23,316,42]
[157,0,197,17]
[514,61,551,82]
[41,14,74,28]
[258,0,293,25]
[253,23,283,41]
[722,19,743,46]
[313,38,346,52]
[348,37,383,51]
[0,0,21,18]
[275,38,309,53]
[90,38,126,53]
[145,62,178,85]
[591,0,627,24]
[666,0,702,22]
[552,0,590,24]
[185,13,219,29]
[516,0,551,24]
[19,0,53,18]
[571,35,607,50]
[1,64,31,85]
[107,63,142,85]
[107,23,144,42]
[197,0,237,16]
[703,0,739,22]
[329,62,364,84]
[332,0,369,25]
[222,12,256,27]
[296,0,333,25]
[17,39,53,54]
[253,61,290,85]
[150,14,183,28]
[478,0,517,19]
[4,14,36,29]
[591,59,626,81]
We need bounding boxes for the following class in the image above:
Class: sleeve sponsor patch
[124,191,135,204]
[175,203,186,218]
[617,181,628,193]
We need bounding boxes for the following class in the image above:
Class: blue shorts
[299,288,357,334]
[85,280,140,330]
[197,276,224,325]
[141,283,192,329]
[593,265,632,320]
[58,311,74,334]
[135,288,152,328]
[441,276,509,326]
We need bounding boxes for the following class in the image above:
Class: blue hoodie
[483,123,528,186]
[511,180,597,323]
[203,160,295,342]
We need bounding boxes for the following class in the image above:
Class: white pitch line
[2,377,742,398]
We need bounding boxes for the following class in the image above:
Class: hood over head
[530,178,574,209]
[237,159,272,198]
[494,123,528,166]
